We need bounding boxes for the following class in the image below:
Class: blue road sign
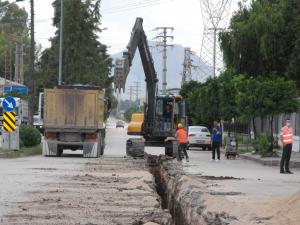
[2,97,16,112]
[3,85,28,95]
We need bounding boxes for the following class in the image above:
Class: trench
[146,154,238,225]
[147,154,186,225]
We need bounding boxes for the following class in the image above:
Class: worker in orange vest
[280,118,294,174]
[175,123,189,162]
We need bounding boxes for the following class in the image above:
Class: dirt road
[0,124,170,225]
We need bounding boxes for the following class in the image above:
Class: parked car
[116,120,125,128]
[188,126,211,150]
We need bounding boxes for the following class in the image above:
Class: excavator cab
[154,95,186,136]
[127,95,186,137]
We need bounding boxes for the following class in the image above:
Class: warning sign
[3,112,16,132]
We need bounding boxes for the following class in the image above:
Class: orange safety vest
[281,126,293,145]
[177,128,188,143]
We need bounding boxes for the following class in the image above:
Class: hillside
[112,42,212,99]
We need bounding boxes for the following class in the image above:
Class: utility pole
[15,33,24,84]
[133,81,141,101]
[127,86,134,102]
[29,0,35,124]
[4,51,7,81]
[20,39,24,84]
[58,0,64,85]
[9,48,12,81]
[181,47,197,85]
[154,27,174,95]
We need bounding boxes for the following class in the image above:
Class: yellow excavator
[114,18,187,157]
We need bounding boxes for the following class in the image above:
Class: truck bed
[44,87,105,132]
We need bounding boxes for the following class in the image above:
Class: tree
[218,70,239,120]
[181,81,201,125]
[220,0,300,92]
[40,0,113,96]
[181,78,221,129]
[260,77,298,148]
[235,76,265,139]
[0,1,29,81]
[124,106,143,122]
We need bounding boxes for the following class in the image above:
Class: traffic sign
[3,112,16,133]
[2,97,16,112]
[3,85,28,95]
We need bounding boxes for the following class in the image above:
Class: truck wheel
[126,139,144,157]
[165,141,178,158]
[96,133,102,157]
[165,147,172,157]
[100,134,105,156]
[56,147,63,157]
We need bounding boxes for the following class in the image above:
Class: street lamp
[58,0,63,85]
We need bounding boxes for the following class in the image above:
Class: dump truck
[42,86,107,158]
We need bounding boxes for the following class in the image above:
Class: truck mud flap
[83,142,100,158]
[43,141,58,156]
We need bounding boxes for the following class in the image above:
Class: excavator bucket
[113,55,130,93]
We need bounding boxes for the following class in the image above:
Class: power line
[32,0,176,21]
[102,0,175,14]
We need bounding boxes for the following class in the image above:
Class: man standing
[211,121,222,162]
[163,104,172,130]
[175,123,189,162]
[280,119,294,174]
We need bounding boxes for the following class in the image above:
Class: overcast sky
[10,0,240,55]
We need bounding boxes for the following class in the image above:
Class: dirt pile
[266,190,300,225]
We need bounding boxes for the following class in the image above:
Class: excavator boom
[114,18,158,134]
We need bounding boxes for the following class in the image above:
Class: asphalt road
[184,150,300,199]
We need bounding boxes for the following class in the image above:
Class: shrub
[252,134,274,157]
[19,124,41,147]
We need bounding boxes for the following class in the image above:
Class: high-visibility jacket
[176,128,188,143]
[281,125,293,145]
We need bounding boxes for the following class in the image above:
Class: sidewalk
[239,151,300,168]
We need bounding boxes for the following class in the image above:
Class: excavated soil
[2,157,171,225]
[266,189,300,225]
[147,155,238,225]
[147,155,300,225]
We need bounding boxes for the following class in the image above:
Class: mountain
[112,42,212,99]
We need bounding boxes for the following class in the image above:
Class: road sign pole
[8,132,11,150]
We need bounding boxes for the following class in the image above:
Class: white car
[188,126,211,150]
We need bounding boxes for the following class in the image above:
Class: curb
[240,154,300,168]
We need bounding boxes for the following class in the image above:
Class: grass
[238,147,254,154]
[0,145,42,158]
